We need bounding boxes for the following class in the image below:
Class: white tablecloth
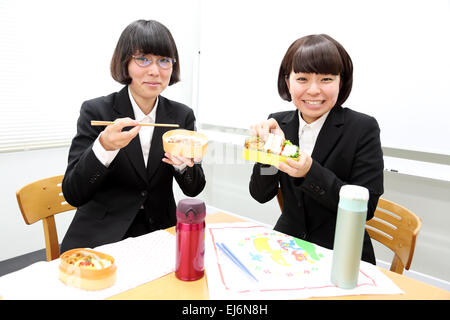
[0,230,175,300]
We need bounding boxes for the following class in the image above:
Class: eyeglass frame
[131,54,176,69]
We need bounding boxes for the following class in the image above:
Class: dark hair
[110,20,180,85]
[278,34,353,106]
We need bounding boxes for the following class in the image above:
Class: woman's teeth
[304,100,323,105]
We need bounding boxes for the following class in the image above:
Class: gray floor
[0,248,46,277]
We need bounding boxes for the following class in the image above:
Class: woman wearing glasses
[249,34,383,264]
[60,20,206,253]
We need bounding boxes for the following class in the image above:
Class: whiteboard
[197,0,450,155]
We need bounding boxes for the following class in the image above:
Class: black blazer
[61,86,206,252]
[249,106,384,264]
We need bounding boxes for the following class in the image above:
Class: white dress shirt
[130,90,157,168]
[298,110,330,156]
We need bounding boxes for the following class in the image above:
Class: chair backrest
[276,188,421,274]
[366,197,421,274]
[16,175,75,261]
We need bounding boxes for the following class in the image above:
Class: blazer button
[141,190,148,197]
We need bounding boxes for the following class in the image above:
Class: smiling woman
[278,34,353,114]
[249,33,384,265]
[60,19,206,254]
[285,72,340,124]
[126,53,174,115]
[110,20,180,87]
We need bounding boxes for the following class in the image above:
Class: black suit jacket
[249,106,384,264]
[60,86,206,252]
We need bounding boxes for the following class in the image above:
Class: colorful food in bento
[59,248,116,290]
[245,133,298,157]
[62,250,112,270]
[243,134,299,166]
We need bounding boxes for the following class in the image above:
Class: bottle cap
[176,198,206,224]
[338,185,369,212]
[339,185,369,200]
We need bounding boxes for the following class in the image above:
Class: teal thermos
[331,185,369,289]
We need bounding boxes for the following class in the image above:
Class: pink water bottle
[175,198,206,281]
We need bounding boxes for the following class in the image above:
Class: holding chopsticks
[91,120,179,128]
[60,20,206,253]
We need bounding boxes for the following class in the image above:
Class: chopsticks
[90,120,179,128]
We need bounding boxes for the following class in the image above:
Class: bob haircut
[278,34,353,106]
[110,20,180,85]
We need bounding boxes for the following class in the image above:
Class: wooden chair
[366,197,421,274]
[276,188,421,274]
[16,175,75,261]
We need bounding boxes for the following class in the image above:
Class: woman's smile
[302,100,326,108]
[303,100,324,105]
[143,81,161,87]
[286,72,340,123]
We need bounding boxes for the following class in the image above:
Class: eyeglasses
[132,55,176,69]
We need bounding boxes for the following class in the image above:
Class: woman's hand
[162,152,196,168]
[277,151,313,178]
[99,118,140,151]
[249,118,285,142]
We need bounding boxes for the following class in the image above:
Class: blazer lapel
[112,86,148,185]
[146,97,177,181]
[311,106,344,164]
[279,110,299,146]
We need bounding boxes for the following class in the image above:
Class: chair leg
[42,216,60,261]
[390,254,405,274]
